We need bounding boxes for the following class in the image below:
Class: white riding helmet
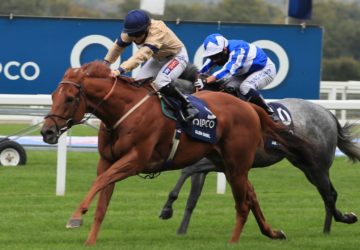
[203,33,229,58]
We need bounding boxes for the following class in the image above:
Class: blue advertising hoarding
[0,16,323,98]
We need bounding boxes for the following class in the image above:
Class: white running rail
[0,81,359,195]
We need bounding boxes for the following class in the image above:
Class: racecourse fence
[0,81,360,195]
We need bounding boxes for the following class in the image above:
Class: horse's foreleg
[67,152,139,244]
[247,181,286,239]
[67,158,113,230]
[159,168,194,220]
[159,158,214,221]
[86,183,115,245]
[226,171,250,243]
[177,172,207,235]
[86,159,115,245]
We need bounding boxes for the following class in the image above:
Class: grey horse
[160,67,360,235]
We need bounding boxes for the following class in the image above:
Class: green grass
[0,123,98,137]
[0,151,359,250]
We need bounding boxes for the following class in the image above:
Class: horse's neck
[84,78,150,126]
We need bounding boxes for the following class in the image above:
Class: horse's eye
[66,96,74,103]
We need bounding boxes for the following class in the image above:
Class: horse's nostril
[45,130,55,136]
[41,128,55,138]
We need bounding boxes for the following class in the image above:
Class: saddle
[160,95,217,144]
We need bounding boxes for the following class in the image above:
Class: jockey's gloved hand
[194,78,207,90]
[103,60,110,67]
[110,67,125,78]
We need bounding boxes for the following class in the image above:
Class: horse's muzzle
[41,126,59,144]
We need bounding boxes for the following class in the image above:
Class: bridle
[44,78,118,137]
[45,76,156,139]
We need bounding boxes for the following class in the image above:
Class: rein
[44,80,86,136]
[45,78,118,137]
[112,93,154,129]
[45,77,157,137]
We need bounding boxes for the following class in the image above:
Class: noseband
[44,80,87,137]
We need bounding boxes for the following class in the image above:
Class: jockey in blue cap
[194,33,279,121]
[104,9,198,122]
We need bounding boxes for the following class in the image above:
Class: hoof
[66,218,83,229]
[159,208,173,220]
[85,240,96,246]
[344,212,358,224]
[274,230,287,240]
[177,228,187,235]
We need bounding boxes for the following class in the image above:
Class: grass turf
[0,150,359,249]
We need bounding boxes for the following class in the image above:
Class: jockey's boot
[245,89,280,122]
[160,84,199,122]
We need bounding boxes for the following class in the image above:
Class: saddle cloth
[265,102,294,149]
[161,95,217,144]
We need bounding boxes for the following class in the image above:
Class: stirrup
[180,106,199,122]
[270,113,281,122]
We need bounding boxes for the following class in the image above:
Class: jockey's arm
[104,33,132,64]
[120,46,154,72]
[205,75,217,84]
[104,42,126,64]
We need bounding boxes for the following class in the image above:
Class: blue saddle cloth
[162,95,217,144]
[265,102,294,149]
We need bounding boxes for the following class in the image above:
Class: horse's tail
[331,113,360,163]
[251,104,315,166]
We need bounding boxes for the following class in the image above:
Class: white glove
[109,67,125,78]
[194,78,206,90]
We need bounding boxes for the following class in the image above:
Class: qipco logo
[70,35,121,69]
[0,61,40,81]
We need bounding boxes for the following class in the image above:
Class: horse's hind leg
[177,171,208,235]
[324,181,357,232]
[247,181,286,239]
[301,167,357,233]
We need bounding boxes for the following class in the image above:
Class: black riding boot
[244,89,280,122]
[160,84,199,122]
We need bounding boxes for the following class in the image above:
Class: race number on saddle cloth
[161,95,217,144]
[265,102,294,149]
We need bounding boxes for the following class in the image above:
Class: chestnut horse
[41,61,314,245]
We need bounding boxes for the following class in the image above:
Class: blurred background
[1,0,360,81]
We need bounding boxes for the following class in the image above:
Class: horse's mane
[80,61,135,84]
[81,61,111,79]
[67,61,197,88]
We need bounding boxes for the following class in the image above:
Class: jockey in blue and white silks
[194,33,278,121]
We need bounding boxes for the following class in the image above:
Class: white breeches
[135,47,189,90]
[224,58,276,95]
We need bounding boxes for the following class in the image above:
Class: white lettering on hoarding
[69,36,289,89]
[70,34,120,70]
[0,61,40,81]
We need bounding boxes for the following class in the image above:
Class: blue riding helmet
[123,9,150,35]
